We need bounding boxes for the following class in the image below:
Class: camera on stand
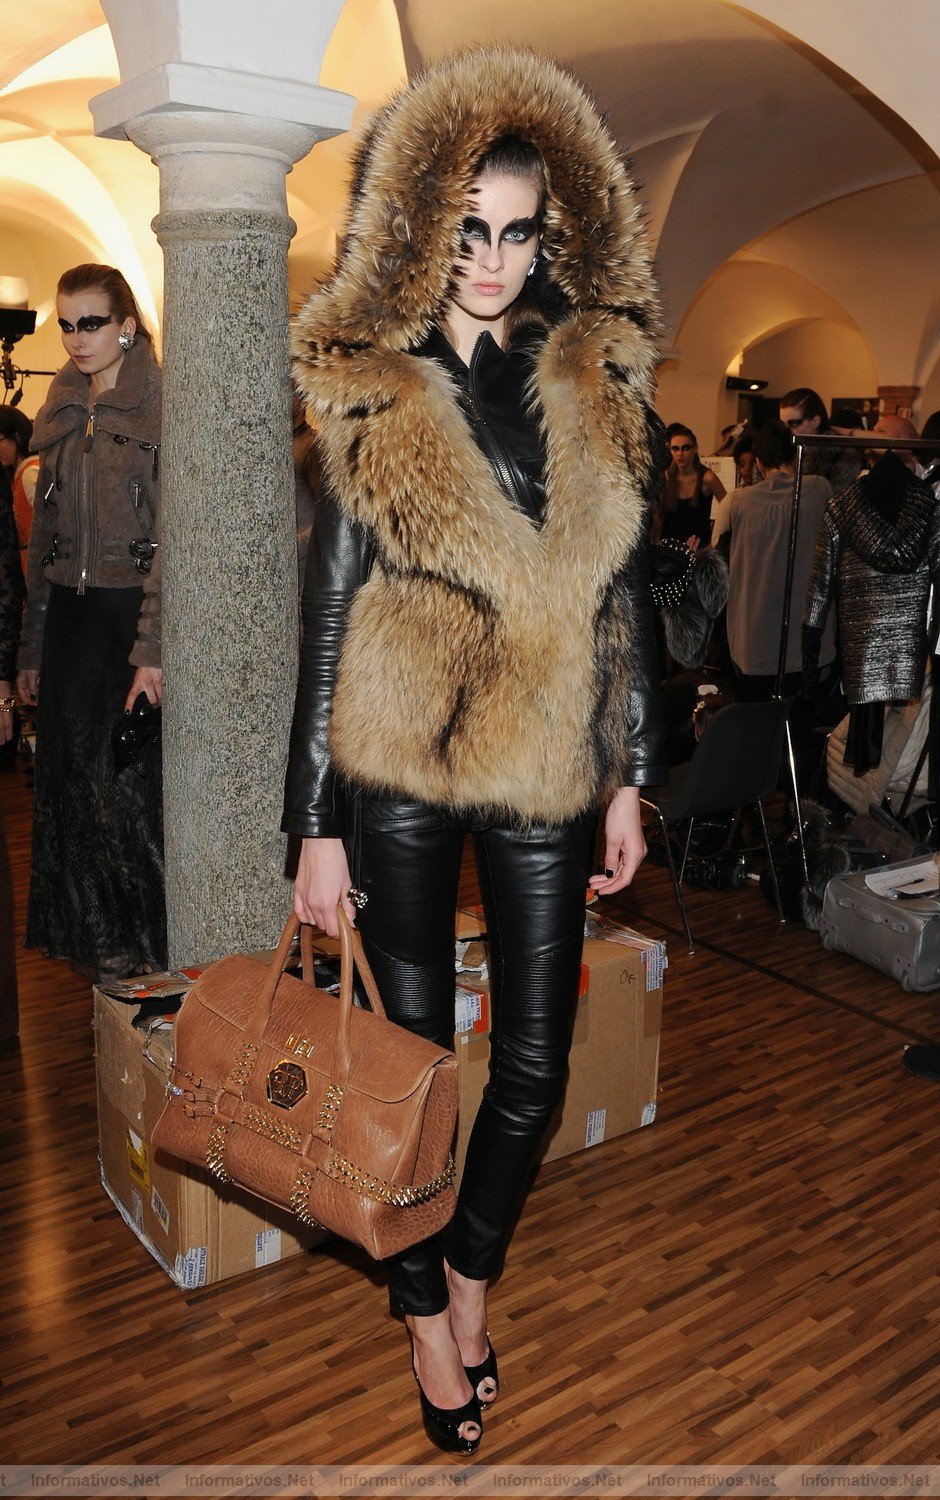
[0,306,37,407]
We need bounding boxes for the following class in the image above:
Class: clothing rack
[775,433,940,882]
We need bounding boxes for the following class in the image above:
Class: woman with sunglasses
[657,422,726,549]
[16,263,165,981]
[285,49,666,1455]
[779,387,862,493]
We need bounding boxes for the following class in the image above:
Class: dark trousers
[351,791,595,1316]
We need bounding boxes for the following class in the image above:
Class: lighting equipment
[0,278,55,403]
[726,376,768,393]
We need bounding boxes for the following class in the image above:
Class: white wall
[740,319,879,413]
[654,258,866,448]
[918,353,940,429]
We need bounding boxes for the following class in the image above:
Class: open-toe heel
[464,1339,499,1406]
[414,1374,482,1455]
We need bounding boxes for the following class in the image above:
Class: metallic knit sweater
[804,454,940,704]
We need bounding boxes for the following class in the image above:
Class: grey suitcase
[820,857,940,992]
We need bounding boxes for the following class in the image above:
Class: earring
[118,329,134,351]
[527,256,538,278]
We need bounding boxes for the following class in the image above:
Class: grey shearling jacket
[17,338,162,671]
[803,457,940,704]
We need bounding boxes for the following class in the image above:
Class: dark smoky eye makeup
[461,215,491,244]
[58,315,114,334]
[460,215,538,247]
[501,218,537,243]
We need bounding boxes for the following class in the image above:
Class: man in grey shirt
[712,418,836,698]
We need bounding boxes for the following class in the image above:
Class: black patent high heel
[414,1371,482,1455]
[464,1339,499,1406]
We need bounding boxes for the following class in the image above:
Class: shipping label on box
[585,1108,607,1147]
[455,983,489,1035]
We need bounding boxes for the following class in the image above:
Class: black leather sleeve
[621,404,668,786]
[281,485,375,838]
[621,540,668,787]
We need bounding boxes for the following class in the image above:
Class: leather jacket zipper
[467,342,530,513]
[77,409,95,594]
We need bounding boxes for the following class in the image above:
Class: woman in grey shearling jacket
[16,263,166,981]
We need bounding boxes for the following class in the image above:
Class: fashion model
[284,48,666,1455]
[658,422,726,549]
[17,264,166,981]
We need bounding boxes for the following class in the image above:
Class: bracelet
[0,696,15,711]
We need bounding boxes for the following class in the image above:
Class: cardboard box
[94,990,327,1289]
[453,912,665,1176]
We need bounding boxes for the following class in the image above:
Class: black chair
[640,699,788,953]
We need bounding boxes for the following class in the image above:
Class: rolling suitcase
[820,856,940,992]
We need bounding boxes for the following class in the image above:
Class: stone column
[137,113,314,963]
[90,10,353,964]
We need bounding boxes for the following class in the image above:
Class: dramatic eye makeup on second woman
[57,315,115,334]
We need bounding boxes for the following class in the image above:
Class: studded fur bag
[648,540,730,668]
[151,910,458,1258]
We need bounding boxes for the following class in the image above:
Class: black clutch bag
[112,691,161,775]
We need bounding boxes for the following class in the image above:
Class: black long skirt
[25,584,167,980]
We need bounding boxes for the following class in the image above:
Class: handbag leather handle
[336,905,386,1018]
[243,907,386,1089]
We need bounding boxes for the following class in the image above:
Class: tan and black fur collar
[291,47,662,587]
[293,46,660,357]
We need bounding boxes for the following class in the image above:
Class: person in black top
[657,422,725,548]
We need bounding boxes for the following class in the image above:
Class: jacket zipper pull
[77,568,87,596]
[131,480,141,508]
[83,412,95,453]
[43,480,55,504]
[152,447,159,482]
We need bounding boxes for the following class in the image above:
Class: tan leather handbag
[151,909,458,1259]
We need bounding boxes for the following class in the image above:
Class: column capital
[90,63,352,145]
[113,107,332,217]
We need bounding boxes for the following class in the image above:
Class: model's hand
[294,837,357,937]
[0,680,14,744]
[588,786,647,895]
[17,669,39,706]
[125,665,163,710]
[685,534,700,551]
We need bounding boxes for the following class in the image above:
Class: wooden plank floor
[2,760,939,1466]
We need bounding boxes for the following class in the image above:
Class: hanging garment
[803,452,940,706]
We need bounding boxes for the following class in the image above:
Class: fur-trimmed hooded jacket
[18,337,162,671]
[284,48,667,836]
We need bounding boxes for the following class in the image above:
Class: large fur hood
[291,49,665,822]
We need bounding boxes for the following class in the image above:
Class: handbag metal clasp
[266,1060,308,1110]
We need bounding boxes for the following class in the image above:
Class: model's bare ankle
[444,1261,489,1366]
[405,1311,474,1414]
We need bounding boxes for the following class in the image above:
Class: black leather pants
[351,791,596,1317]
